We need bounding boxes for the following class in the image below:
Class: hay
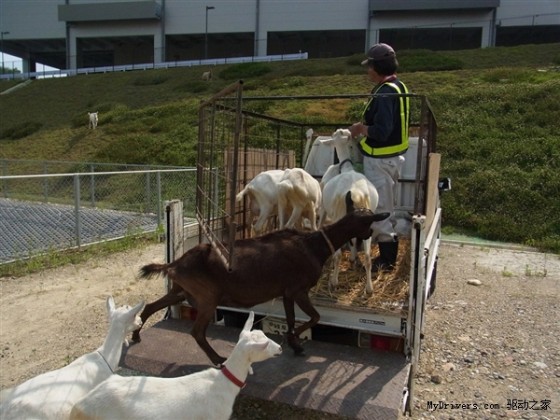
[310,239,411,315]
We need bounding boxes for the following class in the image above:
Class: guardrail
[0,52,308,81]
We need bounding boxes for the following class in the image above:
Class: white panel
[164,1,257,34]
[371,10,495,29]
[1,0,557,48]
[497,0,560,25]
[259,0,369,31]
[1,0,66,39]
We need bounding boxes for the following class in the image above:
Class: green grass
[0,234,160,278]
[1,43,559,253]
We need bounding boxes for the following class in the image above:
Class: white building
[0,0,558,72]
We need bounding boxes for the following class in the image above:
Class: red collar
[221,366,245,388]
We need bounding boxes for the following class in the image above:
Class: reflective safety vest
[359,80,410,158]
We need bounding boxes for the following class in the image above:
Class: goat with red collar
[70,312,281,420]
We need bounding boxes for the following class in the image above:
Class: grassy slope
[1,44,559,252]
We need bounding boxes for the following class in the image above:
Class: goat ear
[318,136,333,145]
[372,212,390,222]
[252,341,269,352]
[131,300,145,315]
[106,296,115,313]
[243,311,255,332]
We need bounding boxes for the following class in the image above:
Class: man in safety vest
[348,43,410,273]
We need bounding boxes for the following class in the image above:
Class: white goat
[319,128,379,294]
[202,70,212,81]
[88,112,98,129]
[0,297,144,420]
[69,311,281,420]
[277,167,322,231]
[236,169,285,236]
[318,129,363,189]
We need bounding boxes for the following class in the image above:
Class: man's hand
[348,122,367,138]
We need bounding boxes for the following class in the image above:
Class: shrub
[398,50,463,72]
[219,62,272,80]
[346,54,365,66]
[94,123,198,167]
[0,121,43,139]
[133,74,169,86]
[182,81,211,93]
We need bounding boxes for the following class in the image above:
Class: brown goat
[132,194,388,365]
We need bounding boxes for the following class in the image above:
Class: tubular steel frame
[197,81,437,270]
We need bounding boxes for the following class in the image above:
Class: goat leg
[131,286,185,342]
[293,294,320,338]
[288,293,321,355]
[282,297,305,355]
[191,307,226,366]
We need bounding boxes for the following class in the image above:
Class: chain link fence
[0,164,196,264]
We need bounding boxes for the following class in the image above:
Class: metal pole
[43,162,49,202]
[145,171,152,214]
[205,6,215,60]
[2,160,8,198]
[1,31,10,75]
[90,164,96,207]
[156,171,162,227]
[74,174,82,248]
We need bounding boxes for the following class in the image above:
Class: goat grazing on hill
[88,112,98,129]
[0,297,144,420]
[70,312,281,420]
[131,196,388,366]
[202,70,212,81]
[236,169,285,236]
[319,128,380,294]
[277,168,322,231]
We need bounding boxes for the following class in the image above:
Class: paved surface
[122,318,410,420]
[0,198,157,263]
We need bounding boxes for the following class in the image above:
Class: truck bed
[121,317,410,419]
[310,239,411,314]
[221,239,411,338]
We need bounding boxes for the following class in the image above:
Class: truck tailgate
[122,318,410,420]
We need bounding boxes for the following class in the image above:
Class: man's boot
[372,240,399,273]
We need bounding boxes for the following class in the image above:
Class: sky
[2,52,57,72]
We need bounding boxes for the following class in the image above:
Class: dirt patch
[0,244,165,385]
[1,242,559,419]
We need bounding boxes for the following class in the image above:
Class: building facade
[0,0,558,72]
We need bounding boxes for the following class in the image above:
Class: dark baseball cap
[361,43,396,65]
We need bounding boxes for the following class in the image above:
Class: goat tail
[349,187,371,210]
[236,185,250,202]
[140,263,169,279]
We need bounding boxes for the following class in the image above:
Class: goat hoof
[293,347,305,356]
[286,333,304,355]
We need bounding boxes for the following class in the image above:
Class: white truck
[126,84,448,419]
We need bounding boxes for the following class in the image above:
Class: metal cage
[197,81,437,270]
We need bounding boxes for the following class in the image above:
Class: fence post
[90,164,96,207]
[156,171,162,227]
[145,171,151,214]
[1,160,8,198]
[74,174,82,248]
[165,200,184,319]
[43,162,49,202]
